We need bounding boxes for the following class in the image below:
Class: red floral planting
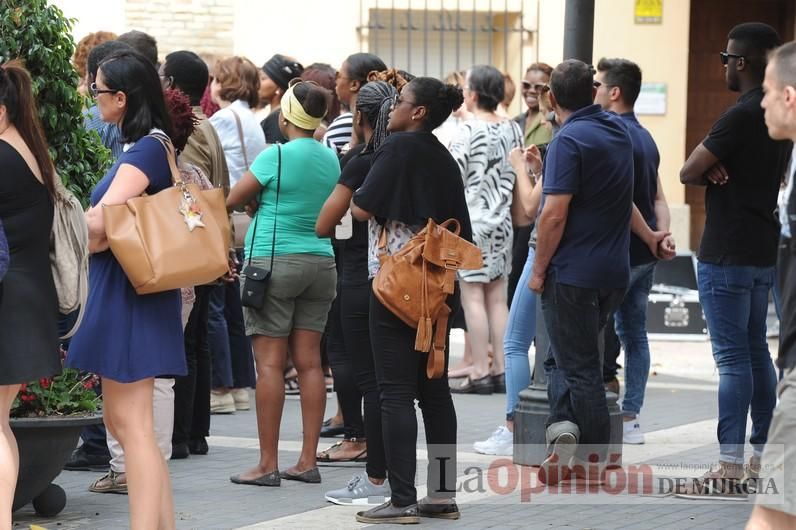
[11,347,100,418]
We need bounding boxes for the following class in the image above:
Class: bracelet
[527,167,541,179]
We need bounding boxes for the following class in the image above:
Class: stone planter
[11,414,102,516]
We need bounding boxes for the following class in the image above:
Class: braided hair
[356,80,397,153]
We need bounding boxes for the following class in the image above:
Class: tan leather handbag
[372,218,482,378]
[103,134,231,295]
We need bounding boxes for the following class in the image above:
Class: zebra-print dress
[450,119,523,283]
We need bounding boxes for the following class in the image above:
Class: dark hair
[300,63,340,122]
[0,60,55,196]
[163,88,198,152]
[770,41,796,89]
[467,65,504,111]
[526,62,554,77]
[405,77,464,130]
[397,69,416,83]
[87,41,133,82]
[596,57,642,105]
[290,81,328,130]
[344,53,387,84]
[164,51,209,106]
[549,59,594,112]
[728,22,782,77]
[117,30,158,67]
[356,80,398,151]
[99,50,173,143]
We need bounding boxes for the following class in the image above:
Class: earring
[411,116,417,121]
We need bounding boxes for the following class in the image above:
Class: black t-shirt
[261,109,288,144]
[338,143,370,286]
[700,88,791,266]
[353,131,473,243]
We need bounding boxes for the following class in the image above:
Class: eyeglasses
[720,51,745,65]
[89,82,119,98]
[521,81,550,93]
[392,94,418,108]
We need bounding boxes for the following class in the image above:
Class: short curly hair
[73,31,117,80]
[212,56,260,108]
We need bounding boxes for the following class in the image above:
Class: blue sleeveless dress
[66,136,186,382]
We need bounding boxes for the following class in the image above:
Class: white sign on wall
[636,83,667,115]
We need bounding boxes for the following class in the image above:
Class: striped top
[323,112,353,154]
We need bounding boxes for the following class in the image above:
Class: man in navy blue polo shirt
[594,57,676,446]
[530,59,634,485]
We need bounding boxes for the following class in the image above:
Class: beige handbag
[103,134,231,295]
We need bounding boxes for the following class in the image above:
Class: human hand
[705,163,729,185]
[529,270,545,294]
[644,230,671,258]
[525,144,542,175]
[657,235,676,260]
[244,199,259,217]
[509,147,526,169]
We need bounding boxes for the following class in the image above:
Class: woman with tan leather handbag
[65,50,183,530]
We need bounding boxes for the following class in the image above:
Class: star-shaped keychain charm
[179,198,206,232]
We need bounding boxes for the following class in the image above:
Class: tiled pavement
[14,337,768,529]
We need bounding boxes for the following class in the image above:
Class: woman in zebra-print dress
[449,65,523,395]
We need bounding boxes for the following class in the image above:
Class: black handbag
[241,145,281,309]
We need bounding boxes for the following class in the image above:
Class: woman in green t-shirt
[226,79,340,487]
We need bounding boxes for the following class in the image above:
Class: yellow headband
[281,83,325,130]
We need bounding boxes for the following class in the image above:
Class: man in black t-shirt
[679,23,790,498]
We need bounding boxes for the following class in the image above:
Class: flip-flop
[317,440,368,463]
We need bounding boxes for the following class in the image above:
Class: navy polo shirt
[542,104,634,289]
[621,112,661,266]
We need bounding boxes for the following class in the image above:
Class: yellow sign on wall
[635,0,663,24]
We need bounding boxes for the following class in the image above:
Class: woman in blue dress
[66,50,185,530]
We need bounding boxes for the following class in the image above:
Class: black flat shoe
[418,497,460,520]
[491,373,506,394]
[64,448,111,471]
[356,500,420,524]
[171,443,190,460]
[230,470,281,487]
[188,437,209,455]
[320,418,345,438]
[450,374,493,395]
[280,467,321,483]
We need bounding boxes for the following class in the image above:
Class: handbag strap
[246,145,281,268]
[229,108,249,168]
[150,132,182,185]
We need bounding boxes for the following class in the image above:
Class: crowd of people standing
[2,18,796,530]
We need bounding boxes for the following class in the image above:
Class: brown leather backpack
[373,218,482,378]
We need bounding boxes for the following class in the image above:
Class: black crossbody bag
[241,145,281,309]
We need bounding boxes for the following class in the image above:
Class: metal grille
[358,0,534,84]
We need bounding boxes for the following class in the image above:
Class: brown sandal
[317,438,367,462]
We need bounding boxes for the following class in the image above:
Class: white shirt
[779,145,796,238]
[209,100,266,188]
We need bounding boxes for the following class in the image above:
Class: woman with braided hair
[315,78,399,505]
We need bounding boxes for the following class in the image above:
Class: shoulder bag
[372,218,482,378]
[240,145,281,309]
[103,133,231,295]
[230,109,252,250]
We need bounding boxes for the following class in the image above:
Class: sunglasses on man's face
[720,51,745,66]
[521,81,550,93]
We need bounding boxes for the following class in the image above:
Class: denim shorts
[241,254,337,337]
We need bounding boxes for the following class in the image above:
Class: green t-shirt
[246,138,339,259]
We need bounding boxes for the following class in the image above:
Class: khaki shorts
[242,254,336,337]
[757,366,796,515]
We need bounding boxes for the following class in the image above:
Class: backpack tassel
[415,316,433,352]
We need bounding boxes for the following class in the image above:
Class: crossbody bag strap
[245,145,281,269]
[229,108,249,168]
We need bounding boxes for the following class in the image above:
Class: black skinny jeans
[325,278,365,439]
[370,287,460,507]
[173,285,212,445]
[343,281,385,478]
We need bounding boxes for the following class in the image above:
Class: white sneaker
[210,391,236,414]
[623,419,645,444]
[473,426,513,456]
[230,388,250,411]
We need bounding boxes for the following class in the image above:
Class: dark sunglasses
[720,51,744,65]
[521,81,550,93]
[89,82,119,99]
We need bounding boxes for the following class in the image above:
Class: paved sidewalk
[14,338,770,529]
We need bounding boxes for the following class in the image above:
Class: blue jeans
[613,262,656,416]
[542,269,625,459]
[503,246,537,420]
[208,280,256,389]
[697,261,777,464]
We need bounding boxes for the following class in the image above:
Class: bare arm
[351,197,374,222]
[654,175,671,232]
[86,163,149,254]
[529,193,571,293]
[510,145,544,220]
[226,171,262,212]
[680,143,727,186]
[316,184,354,237]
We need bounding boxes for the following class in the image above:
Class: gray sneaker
[325,473,391,506]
